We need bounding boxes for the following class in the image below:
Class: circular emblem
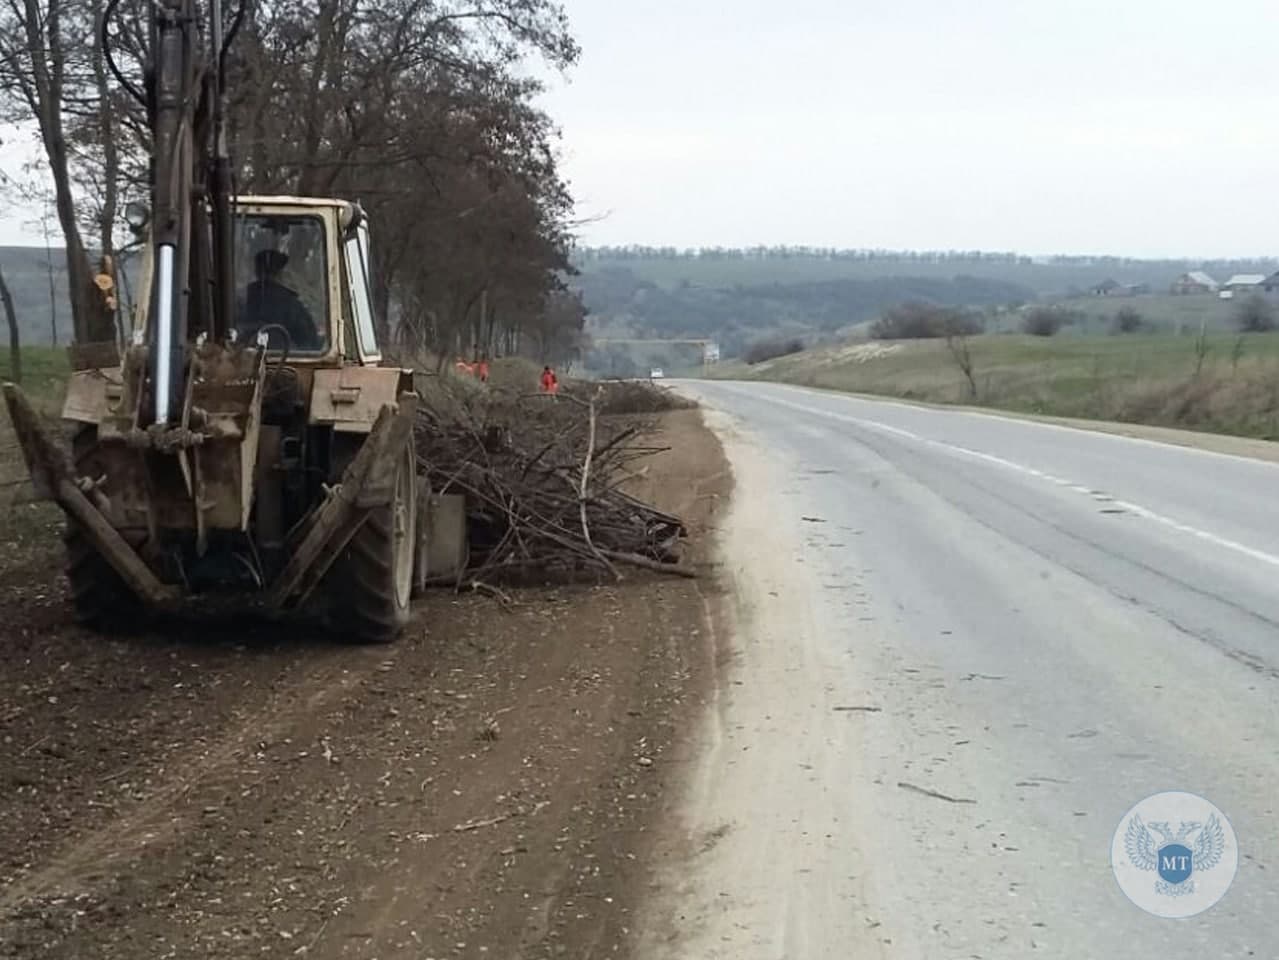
[1111,790,1238,918]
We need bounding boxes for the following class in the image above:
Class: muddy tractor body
[5,198,427,642]
[2,0,431,642]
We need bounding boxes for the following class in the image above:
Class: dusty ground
[0,407,730,960]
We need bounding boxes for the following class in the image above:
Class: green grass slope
[710,332,1279,440]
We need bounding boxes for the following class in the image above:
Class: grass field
[0,347,70,550]
[709,331,1279,440]
[0,345,73,454]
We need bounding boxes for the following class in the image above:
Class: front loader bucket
[2,383,176,606]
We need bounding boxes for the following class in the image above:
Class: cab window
[344,222,380,360]
[232,213,330,354]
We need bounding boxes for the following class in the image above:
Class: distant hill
[0,245,73,347]
[568,247,1279,365]
[574,267,1035,359]
[8,243,1278,360]
[571,246,1279,297]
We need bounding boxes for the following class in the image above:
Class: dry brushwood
[414,379,691,586]
[563,379,698,415]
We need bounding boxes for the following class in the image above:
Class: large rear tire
[64,426,146,631]
[331,436,417,644]
[64,524,145,631]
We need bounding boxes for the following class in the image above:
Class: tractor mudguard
[266,391,418,610]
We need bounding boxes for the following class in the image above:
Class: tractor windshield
[232,213,329,354]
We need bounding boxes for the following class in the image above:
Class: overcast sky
[4,0,1277,256]
[534,0,1279,257]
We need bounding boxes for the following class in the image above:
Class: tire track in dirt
[0,408,731,960]
[0,647,379,915]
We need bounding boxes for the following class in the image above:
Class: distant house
[1263,271,1279,296]
[1220,274,1266,299]
[1089,279,1147,297]
[1170,271,1218,295]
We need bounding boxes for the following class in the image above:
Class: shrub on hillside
[744,336,805,364]
[1113,306,1144,334]
[1021,306,1078,337]
[1235,294,1276,333]
[869,302,983,340]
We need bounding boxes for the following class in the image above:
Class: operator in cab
[236,248,321,351]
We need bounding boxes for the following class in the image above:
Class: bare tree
[946,328,978,400]
[36,190,61,345]
[1231,334,1246,374]
[0,0,118,343]
[0,166,25,375]
[0,265,19,382]
[1193,318,1211,378]
[4,0,582,356]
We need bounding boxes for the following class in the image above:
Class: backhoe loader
[2,0,431,642]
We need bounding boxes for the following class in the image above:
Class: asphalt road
[642,380,1279,960]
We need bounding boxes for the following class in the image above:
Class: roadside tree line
[0,0,587,371]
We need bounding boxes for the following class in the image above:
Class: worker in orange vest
[540,365,558,394]
[477,356,490,383]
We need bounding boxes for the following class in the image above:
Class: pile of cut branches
[563,378,698,415]
[413,380,692,586]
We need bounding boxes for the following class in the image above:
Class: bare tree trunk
[946,333,978,400]
[11,0,115,344]
[484,298,498,356]
[42,205,59,346]
[1194,318,1210,378]
[0,265,20,383]
[91,0,119,268]
[116,247,136,346]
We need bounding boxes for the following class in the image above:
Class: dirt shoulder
[0,407,730,960]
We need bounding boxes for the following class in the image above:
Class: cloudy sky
[534,0,1279,257]
[4,0,1277,256]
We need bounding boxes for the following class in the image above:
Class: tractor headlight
[124,200,150,232]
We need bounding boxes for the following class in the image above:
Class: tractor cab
[127,196,384,369]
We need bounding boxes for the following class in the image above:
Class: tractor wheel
[412,474,431,598]
[64,426,145,632]
[332,435,417,644]
[64,524,145,631]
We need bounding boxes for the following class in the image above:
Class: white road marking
[758,380,1279,472]
[726,387,1279,572]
